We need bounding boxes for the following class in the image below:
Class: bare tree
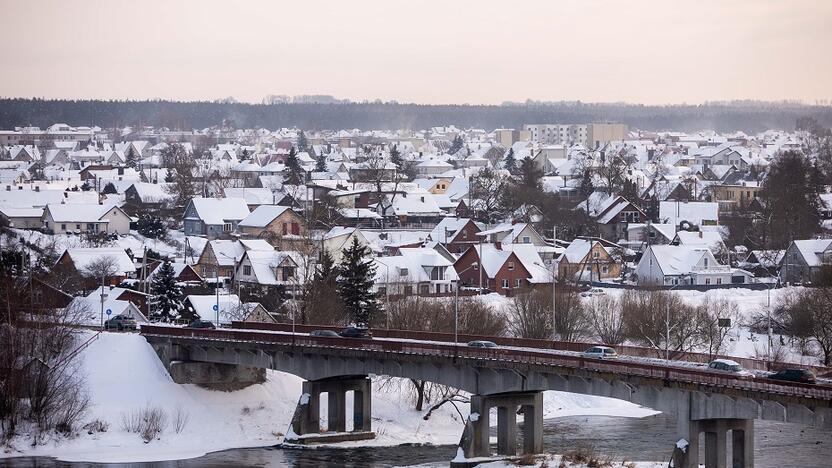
[621,290,703,358]
[508,288,552,339]
[585,294,625,345]
[697,297,740,359]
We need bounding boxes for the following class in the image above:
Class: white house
[374,247,460,296]
[635,245,753,286]
[42,203,132,235]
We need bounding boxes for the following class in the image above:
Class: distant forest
[1,98,831,133]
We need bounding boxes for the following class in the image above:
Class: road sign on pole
[106,309,112,316]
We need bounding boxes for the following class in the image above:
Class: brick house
[453,244,533,296]
[429,218,482,254]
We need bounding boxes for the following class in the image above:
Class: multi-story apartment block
[523,124,587,147]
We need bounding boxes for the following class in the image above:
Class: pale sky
[2,0,831,105]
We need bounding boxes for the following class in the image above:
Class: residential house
[659,201,719,228]
[235,249,305,296]
[196,239,274,280]
[237,205,307,248]
[0,207,44,229]
[322,227,375,264]
[671,229,728,260]
[374,248,460,297]
[428,218,482,254]
[588,196,646,241]
[42,203,131,235]
[48,247,135,294]
[779,239,832,284]
[476,222,547,247]
[635,245,754,286]
[453,244,543,296]
[182,197,250,238]
[557,238,622,282]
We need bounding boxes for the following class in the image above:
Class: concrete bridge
[141,324,832,468]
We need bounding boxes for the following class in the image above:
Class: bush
[120,406,168,443]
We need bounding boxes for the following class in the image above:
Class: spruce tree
[102,182,118,194]
[149,260,188,322]
[449,135,464,155]
[285,146,305,185]
[389,144,402,166]
[315,153,327,172]
[504,148,517,174]
[337,237,380,327]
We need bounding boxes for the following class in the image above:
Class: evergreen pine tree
[337,237,380,327]
[102,182,118,194]
[389,144,402,166]
[315,153,327,172]
[149,260,188,322]
[285,146,305,185]
[504,148,517,173]
[448,135,464,155]
[125,145,138,168]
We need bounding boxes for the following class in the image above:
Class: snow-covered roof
[429,217,475,243]
[646,245,712,276]
[375,248,459,284]
[63,248,135,276]
[791,239,832,267]
[238,205,293,228]
[659,201,719,227]
[673,230,725,251]
[127,183,174,202]
[501,244,551,283]
[187,197,250,225]
[224,188,276,205]
[240,250,303,285]
[186,294,242,325]
[468,244,513,277]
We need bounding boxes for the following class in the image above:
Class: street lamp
[455,262,479,351]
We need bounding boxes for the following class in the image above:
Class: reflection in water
[2,414,831,467]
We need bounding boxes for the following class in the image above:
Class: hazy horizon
[2,0,831,106]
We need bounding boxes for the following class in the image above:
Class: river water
[2,414,831,467]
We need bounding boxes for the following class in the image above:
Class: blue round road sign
[213,304,219,311]
[106,309,112,316]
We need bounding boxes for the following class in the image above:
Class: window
[717,278,722,284]
[76,224,81,230]
[705,278,711,285]
[404,285,413,295]
[378,287,387,295]
[223,223,232,232]
[501,279,509,289]
[61,224,66,230]
[282,223,288,235]
[592,251,600,258]
[283,267,295,279]
[87,223,95,231]
[602,266,609,273]
[704,257,709,267]
[399,268,409,277]
[515,278,522,287]
[291,223,299,235]
[522,236,531,244]
[507,261,515,271]
[243,265,252,276]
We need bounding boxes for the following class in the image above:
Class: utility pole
[551,226,557,340]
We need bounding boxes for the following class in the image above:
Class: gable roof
[791,239,832,267]
[187,197,250,225]
[62,248,135,276]
[238,205,294,228]
[44,203,122,223]
[646,245,713,276]
[429,217,477,243]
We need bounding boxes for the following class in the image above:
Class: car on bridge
[582,346,618,359]
[467,340,498,348]
[185,319,216,329]
[104,314,137,331]
[310,330,340,338]
[339,327,372,339]
[767,368,816,384]
[706,359,753,378]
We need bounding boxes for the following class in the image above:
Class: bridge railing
[228,321,828,375]
[141,325,832,401]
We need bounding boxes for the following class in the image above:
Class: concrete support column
[521,392,543,455]
[352,378,372,432]
[469,395,491,458]
[497,405,517,456]
[731,419,754,468]
[301,381,321,434]
[328,389,346,433]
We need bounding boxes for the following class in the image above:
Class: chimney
[5,186,9,191]
[420,196,425,202]
[494,241,502,250]
[34,186,40,192]
[699,231,703,238]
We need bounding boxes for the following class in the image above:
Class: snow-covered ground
[1,331,654,464]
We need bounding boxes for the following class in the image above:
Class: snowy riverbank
[1,332,655,464]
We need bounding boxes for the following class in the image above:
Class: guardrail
[228,321,827,374]
[141,325,832,402]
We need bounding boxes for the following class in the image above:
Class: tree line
[2,98,831,133]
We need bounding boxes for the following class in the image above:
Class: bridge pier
[453,391,543,466]
[673,418,754,468]
[285,375,375,444]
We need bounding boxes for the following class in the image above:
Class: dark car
[310,330,340,337]
[104,314,137,331]
[768,368,816,384]
[339,327,372,339]
[186,319,216,329]
[467,340,498,348]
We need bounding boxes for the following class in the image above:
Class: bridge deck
[140,324,832,403]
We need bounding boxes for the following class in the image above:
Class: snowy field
[1,332,654,464]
